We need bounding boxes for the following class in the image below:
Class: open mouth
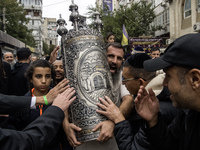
[110,66,116,73]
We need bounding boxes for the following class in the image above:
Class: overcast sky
[43,0,96,29]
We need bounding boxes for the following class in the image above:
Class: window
[184,0,191,18]
[35,0,40,5]
[28,11,33,16]
[151,0,155,8]
[154,18,157,26]
[198,0,200,12]
[32,30,39,36]
[160,13,164,25]
[34,20,41,26]
[164,9,169,24]
[157,15,161,26]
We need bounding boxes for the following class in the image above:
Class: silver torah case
[57,2,118,142]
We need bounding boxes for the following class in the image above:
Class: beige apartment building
[18,0,43,56]
[169,0,200,42]
[43,18,58,47]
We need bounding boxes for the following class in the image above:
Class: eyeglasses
[122,76,147,82]
[122,77,135,82]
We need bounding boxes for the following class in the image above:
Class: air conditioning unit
[166,39,171,45]
[193,22,200,32]
[197,3,200,12]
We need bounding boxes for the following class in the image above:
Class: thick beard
[55,78,64,85]
[111,65,122,91]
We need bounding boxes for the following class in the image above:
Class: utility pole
[2,7,6,32]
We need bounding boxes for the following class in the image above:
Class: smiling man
[3,52,14,64]
[52,60,64,86]
[134,33,200,150]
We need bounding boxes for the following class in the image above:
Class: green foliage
[0,0,36,47]
[43,41,49,55]
[49,44,56,56]
[87,2,161,42]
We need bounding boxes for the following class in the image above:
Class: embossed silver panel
[62,31,118,142]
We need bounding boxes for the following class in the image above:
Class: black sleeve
[144,112,182,150]
[114,120,151,150]
[0,94,31,114]
[0,106,64,150]
[0,62,11,94]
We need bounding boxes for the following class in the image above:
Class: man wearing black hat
[9,47,32,96]
[133,33,200,150]
[96,53,178,149]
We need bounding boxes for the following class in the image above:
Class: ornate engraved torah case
[57,1,118,142]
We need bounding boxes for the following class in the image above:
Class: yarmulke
[131,46,145,55]
[127,53,151,68]
[134,46,144,52]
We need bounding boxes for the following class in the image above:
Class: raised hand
[49,46,59,64]
[134,86,160,127]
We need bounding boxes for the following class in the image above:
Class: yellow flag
[121,24,129,46]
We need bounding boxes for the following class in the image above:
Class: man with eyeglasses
[96,53,178,149]
[121,53,177,135]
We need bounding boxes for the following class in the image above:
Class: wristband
[43,95,49,105]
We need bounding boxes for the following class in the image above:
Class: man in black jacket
[132,33,200,150]
[9,47,31,96]
[0,87,76,150]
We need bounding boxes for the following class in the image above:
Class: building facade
[169,0,200,42]
[151,0,170,44]
[43,18,58,47]
[17,0,43,56]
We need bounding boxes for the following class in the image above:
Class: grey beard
[111,66,122,92]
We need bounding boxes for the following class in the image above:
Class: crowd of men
[1,32,200,150]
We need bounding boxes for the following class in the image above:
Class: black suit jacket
[0,96,64,150]
[0,61,11,95]
[0,94,31,115]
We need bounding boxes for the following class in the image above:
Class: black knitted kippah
[127,53,151,68]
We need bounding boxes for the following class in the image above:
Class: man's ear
[188,69,200,89]
[139,78,147,86]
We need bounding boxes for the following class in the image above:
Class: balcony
[24,5,42,11]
